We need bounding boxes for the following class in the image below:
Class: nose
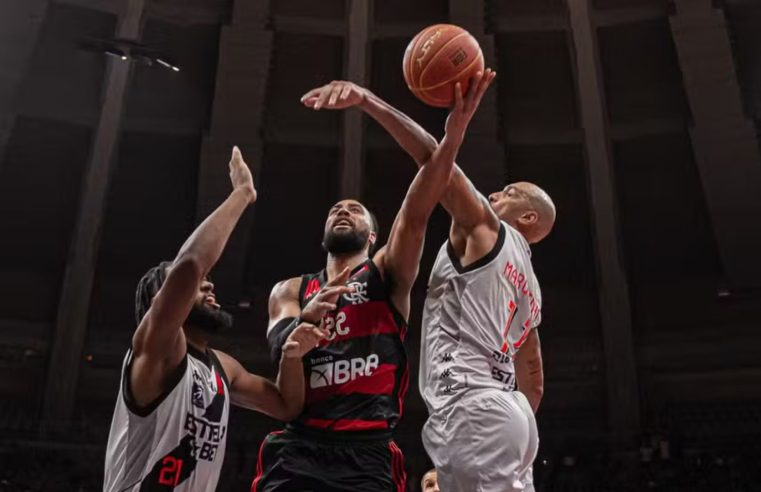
[202,280,214,292]
[488,193,498,203]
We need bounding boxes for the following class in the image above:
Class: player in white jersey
[307,79,555,491]
[104,147,334,492]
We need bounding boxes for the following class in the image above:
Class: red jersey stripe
[397,365,410,418]
[303,418,389,431]
[306,363,398,403]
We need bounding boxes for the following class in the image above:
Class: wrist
[233,185,256,202]
[297,315,320,326]
[442,130,465,149]
[357,89,372,110]
[281,350,303,361]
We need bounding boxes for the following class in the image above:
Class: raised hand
[300,267,353,324]
[445,69,497,142]
[301,81,367,110]
[229,145,257,203]
[282,323,330,358]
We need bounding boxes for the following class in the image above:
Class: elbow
[533,385,544,402]
[525,385,544,413]
[170,253,205,280]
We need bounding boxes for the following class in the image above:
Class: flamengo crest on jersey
[104,346,230,492]
[296,259,409,433]
[419,223,542,415]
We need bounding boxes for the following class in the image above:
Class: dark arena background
[1,0,761,490]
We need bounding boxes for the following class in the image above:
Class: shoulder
[371,246,388,278]
[269,277,302,303]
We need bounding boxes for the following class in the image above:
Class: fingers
[477,68,496,96]
[317,286,353,305]
[323,285,353,296]
[300,87,321,103]
[325,266,351,287]
[231,145,243,165]
[472,68,496,106]
[328,83,343,107]
[340,83,352,101]
[314,84,333,110]
[466,70,483,102]
[454,82,464,111]
[311,326,330,340]
[313,301,337,312]
[302,96,319,108]
[330,286,354,296]
[287,325,330,355]
[334,266,351,285]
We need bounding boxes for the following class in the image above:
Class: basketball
[403,24,485,108]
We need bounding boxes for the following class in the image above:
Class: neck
[184,327,209,352]
[326,250,368,280]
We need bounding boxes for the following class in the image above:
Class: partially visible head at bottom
[421,468,440,492]
[488,181,556,244]
[134,262,234,336]
[322,199,379,256]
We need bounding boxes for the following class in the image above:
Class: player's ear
[518,211,538,226]
[368,231,377,246]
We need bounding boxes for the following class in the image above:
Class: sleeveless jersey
[293,258,409,434]
[419,223,542,415]
[104,346,230,491]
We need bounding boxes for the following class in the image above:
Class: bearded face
[184,276,234,334]
[322,200,375,255]
[185,302,233,334]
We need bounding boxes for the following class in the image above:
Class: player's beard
[185,303,234,334]
[322,227,369,255]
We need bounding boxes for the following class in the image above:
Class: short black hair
[135,261,172,324]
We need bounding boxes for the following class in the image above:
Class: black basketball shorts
[250,428,406,492]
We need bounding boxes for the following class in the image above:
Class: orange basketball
[403,24,485,108]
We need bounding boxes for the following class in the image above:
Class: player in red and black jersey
[251,73,495,492]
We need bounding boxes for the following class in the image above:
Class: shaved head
[518,182,556,243]
[488,181,556,244]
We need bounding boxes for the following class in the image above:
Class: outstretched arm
[302,75,499,235]
[215,314,327,421]
[130,147,256,408]
[370,73,495,318]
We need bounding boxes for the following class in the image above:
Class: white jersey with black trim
[104,346,230,492]
[419,222,542,415]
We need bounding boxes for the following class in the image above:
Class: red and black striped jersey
[292,258,409,435]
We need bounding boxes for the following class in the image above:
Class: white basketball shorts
[422,389,538,492]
